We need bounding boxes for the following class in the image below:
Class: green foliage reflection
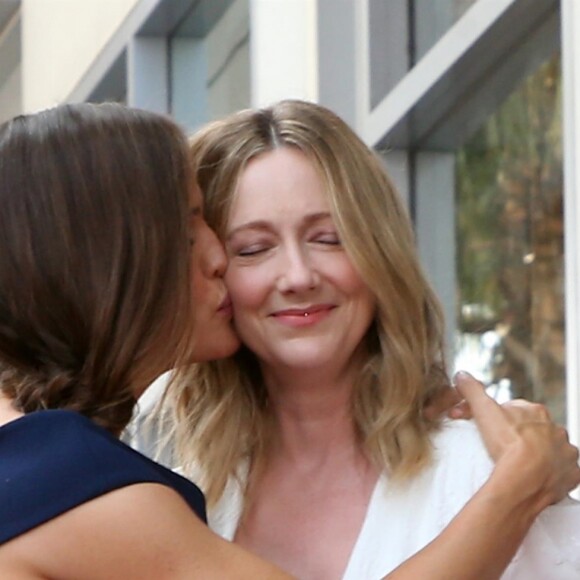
[456,54,564,421]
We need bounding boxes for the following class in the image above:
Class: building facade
[1,0,578,447]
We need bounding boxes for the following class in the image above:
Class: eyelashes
[231,234,342,258]
[315,235,341,246]
[237,245,268,257]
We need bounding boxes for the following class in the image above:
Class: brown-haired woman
[0,102,577,579]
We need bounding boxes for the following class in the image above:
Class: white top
[203,420,580,579]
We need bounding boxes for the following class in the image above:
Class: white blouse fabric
[205,420,580,579]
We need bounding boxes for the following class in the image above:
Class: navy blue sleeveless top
[0,409,207,544]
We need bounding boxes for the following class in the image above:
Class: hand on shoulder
[454,371,580,512]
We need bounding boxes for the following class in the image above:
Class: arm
[383,372,580,580]
[6,483,293,580]
[384,476,539,580]
[2,480,524,580]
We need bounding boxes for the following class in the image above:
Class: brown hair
[0,103,195,435]
[166,99,448,505]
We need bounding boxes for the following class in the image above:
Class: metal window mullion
[127,36,168,113]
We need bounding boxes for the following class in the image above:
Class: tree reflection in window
[455,53,564,422]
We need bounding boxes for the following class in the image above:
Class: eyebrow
[226,212,333,239]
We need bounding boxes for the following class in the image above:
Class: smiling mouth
[273,304,334,316]
[270,305,335,327]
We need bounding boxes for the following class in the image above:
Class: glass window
[369,0,409,109]
[454,53,564,422]
[369,0,478,109]
[414,0,478,60]
[88,51,127,104]
[170,0,250,129]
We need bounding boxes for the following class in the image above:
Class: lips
[270,304,335,327]
[218,295,233,316]
[273,304,333,316]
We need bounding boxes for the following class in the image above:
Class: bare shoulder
[0,483,291,579]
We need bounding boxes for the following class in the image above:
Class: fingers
[522,422,580,506]
[448,399,472,420]
[422,385,463,421]
[453,371,492,407]
[453,371,529,462]
[454,372,508,435]
[454,371,580,505]
[453,372,553,430]
[555,424,572,444]
[502,399,552,422]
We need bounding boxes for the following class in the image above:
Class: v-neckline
[340,474,385,579]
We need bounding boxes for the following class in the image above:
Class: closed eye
[313,234,341,246]
[236,244,270,257]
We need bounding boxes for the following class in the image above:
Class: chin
[267,347,337,369]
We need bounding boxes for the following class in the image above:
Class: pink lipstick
[270,304,335,327]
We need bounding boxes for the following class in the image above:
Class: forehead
[230,148,330,224]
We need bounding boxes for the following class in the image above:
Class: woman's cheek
[225,268,258,309]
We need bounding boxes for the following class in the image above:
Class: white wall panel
[562,0,580,452]
[250,0,317,107]
[22,0,139,111]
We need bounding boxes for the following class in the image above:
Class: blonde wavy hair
[165,99,449,506]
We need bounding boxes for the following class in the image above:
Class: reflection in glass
[455,54,564,422]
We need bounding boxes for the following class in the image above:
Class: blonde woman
[160,100,580,579]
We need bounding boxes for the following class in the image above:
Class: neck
[260,362,364,468]
[0,392,24,427]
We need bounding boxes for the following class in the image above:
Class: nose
[277,246,319,293]
[203,224,228,278]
